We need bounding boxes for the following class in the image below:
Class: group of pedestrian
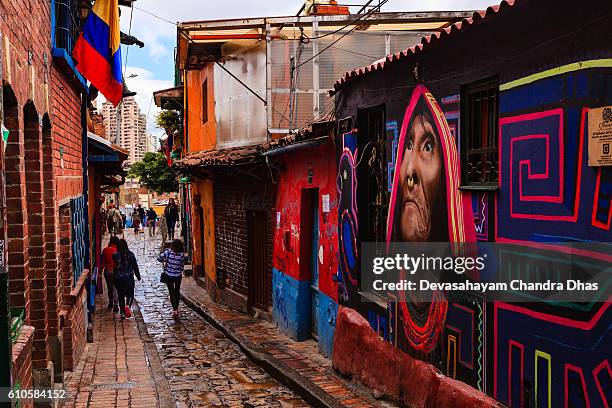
[100,196,185,319]
[106,200,124,236]
[131,204,160,236]
[101,236,141,319]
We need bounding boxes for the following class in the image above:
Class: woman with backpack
[157,239,185,317]
[112,239,141,319]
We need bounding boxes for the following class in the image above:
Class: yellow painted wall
[190,179,216,283]
[186,64,216,153]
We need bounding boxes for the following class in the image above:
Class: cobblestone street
[65,231,310,408]
[131,232,310,408]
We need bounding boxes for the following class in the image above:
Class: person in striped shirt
[157,239,185,317]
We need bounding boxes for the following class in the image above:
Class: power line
[123,4,135,75]
[133,5,179,26]
[295,0,388,69]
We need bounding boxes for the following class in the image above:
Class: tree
[156,109,182,152]
[128,152,178,194]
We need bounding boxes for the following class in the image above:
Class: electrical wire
[295,0,388,69]
[123,4,135,75]
[133,5,178,26]
[296,1,385,42]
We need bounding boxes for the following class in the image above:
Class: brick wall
[43,122,60,339]
[61,272,87,371]
[50,68,84,203]
[213,172,274,309]
[3,100,31,323]
[0,0,51,113]
[23,104,49,369]
[12,325,34,408]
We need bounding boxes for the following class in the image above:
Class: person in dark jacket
[112,239,141,319]
[137,204,146,225]
[146,208,158,236]
[164,198,179,240]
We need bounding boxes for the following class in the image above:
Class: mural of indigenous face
[396,99,448,242]
[387,85,475,352]
[388,84,475,245]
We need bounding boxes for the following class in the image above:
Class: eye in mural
[387,84,476,352]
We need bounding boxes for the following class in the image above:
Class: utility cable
[295,0,388,69]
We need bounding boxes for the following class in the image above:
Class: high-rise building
[102,96,148,165]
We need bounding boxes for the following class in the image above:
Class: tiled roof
[174,145,263,168]
[262,120,334,153]
[333,0,516,91]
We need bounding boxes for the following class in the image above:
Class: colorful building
[264,126,339,357]
[171,9,472,353]
[331,0,612,406]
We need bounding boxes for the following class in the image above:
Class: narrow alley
[64,231,311,408]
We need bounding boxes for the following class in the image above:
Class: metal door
[248,210,269,310]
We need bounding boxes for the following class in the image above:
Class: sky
[115,0,496,138]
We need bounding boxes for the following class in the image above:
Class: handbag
[160,271,169,283]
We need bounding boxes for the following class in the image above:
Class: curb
[180,292,345,408]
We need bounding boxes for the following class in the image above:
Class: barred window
[460,77,499,188]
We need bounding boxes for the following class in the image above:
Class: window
[202,79,208,123]
[460,77,499,188]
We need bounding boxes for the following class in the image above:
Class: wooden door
[248,210,269,310]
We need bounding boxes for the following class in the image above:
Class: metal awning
[154,86,184,109]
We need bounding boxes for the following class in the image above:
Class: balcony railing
[52,0,81,52]
[51,0,88,89]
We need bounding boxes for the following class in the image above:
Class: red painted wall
[272,142,338,301]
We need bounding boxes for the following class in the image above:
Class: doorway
[247,210,269,310]
[300,188,320,339]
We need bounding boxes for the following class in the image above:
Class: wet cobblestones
[129,233,310,407]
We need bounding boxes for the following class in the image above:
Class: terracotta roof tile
[333,0,516,91]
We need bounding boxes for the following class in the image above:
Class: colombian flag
[73,0,123,106]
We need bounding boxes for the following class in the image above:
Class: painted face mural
[387,85,475,352]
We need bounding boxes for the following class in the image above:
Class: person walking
[107,204,124,236]
[131,207,141,234]
[164,198,179,241]
[100,197,107,235]
[112,239,141,319]
[157,239,185,317]
[137,204,146,227]
[101,236,120,312]
[158,214,168,252]
[146,208,158,236]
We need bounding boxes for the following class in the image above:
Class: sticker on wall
[276,211,281,228]
[318,245,323,264]
[588,105,612,166]
[322,194,330,213]
[1,123,8,152]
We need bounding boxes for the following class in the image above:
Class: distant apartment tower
[102,96,147,164]
[146,133,157,153]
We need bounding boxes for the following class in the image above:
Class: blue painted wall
[272,268,311,341]
[317,291,337,358]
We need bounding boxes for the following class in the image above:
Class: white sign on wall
[322,194,330,213]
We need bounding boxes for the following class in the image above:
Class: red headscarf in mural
[387,84,476,352]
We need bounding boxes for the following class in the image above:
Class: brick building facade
[213,174,274,312]
[0,0,90,394]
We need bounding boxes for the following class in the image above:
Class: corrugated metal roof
[333,0,516,91]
